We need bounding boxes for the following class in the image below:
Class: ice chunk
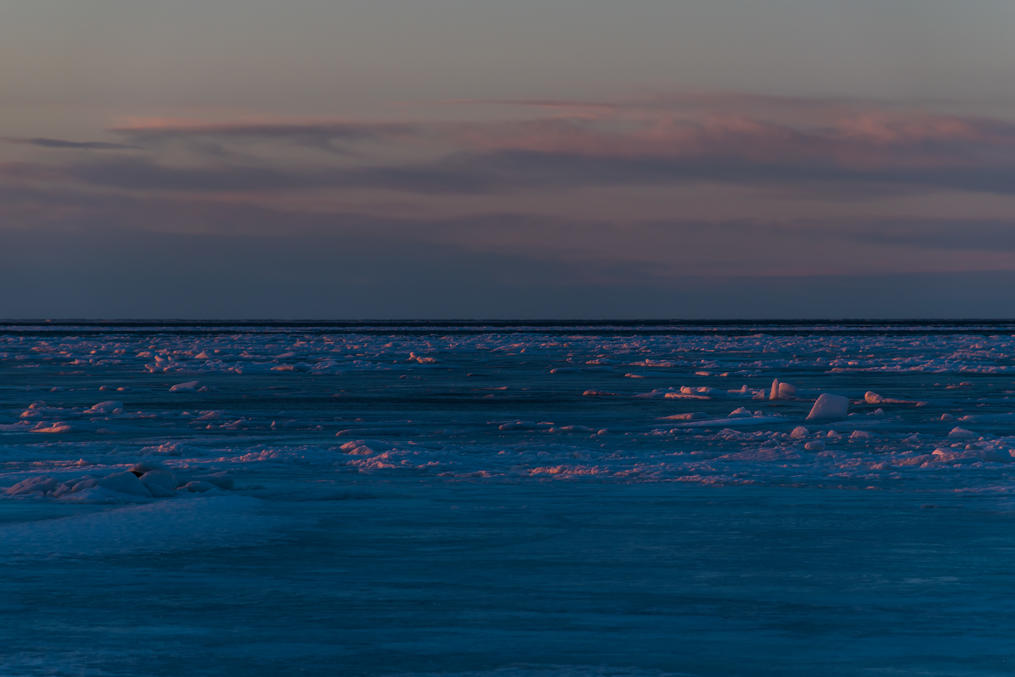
[548,424,595,433]
[790,426,809,439]
[862,391,923,406]
[769,379,797,400]
[194,472,234,490]
[130,461,165,475]
[5,476,60,496]
[97,471,152,497]
[659,412,708,421]
[140,441,187,457]
[139,469,178,497]
[84,400,124,415]
[20,402,55,418]
[31,422,72,433]
[340,440,376,456]
[806,393,849,421]
[182,480,216,493]
[673,415,786,428]
[728,384,764,399]
[55,477,98,497]
[930,447,1011,463]
[669,385,725,399]
[628,359,675,368]
[958,413,1015,424]
[947,427,976,439]
[496,420,552,431]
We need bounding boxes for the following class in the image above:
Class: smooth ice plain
[2,320,1015,676]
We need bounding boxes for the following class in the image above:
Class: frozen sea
[2,320,1015,676]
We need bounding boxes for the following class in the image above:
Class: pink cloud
[446,102,1015,175]
[104,91,1015,175]
[0,89,1004,200]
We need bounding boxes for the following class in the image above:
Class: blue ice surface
[1,320,1014,676]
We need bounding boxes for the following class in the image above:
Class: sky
[2,0,1015,318]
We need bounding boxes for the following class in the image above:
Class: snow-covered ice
[3,320,1015,676]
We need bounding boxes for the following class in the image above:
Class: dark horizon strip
[2,318,1014,326]
[1,319,1014,337]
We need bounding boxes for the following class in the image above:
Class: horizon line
[2,318,1013,325]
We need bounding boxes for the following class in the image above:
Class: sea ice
[0,496,286,559]
[5,320,1015,675]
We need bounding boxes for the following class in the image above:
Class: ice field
[2,321,1015,675]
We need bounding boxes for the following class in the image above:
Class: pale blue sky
[5,1,1014,116]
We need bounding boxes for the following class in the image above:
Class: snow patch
[0,496,286,560]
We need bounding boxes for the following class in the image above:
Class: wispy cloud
[5,90,1015,284]
[3,137,135,151]
[110,117,420,155]
[52,92,1011,198]
[33,140,1015,198]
